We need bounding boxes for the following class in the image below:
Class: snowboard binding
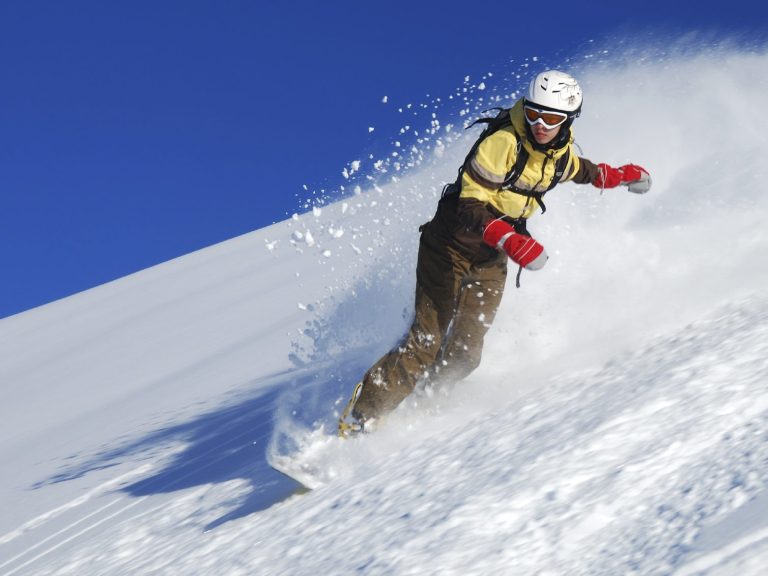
[337,382,366,438]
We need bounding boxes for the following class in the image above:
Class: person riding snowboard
[338,69,651,436]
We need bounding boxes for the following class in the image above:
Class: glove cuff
[593,163,621,189]
[495,231,515,250]
[482,218,516,249]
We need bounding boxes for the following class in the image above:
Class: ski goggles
[523,105,569,129]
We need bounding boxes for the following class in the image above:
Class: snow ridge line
[675,525,768,575]
[0,464,154,547]
[1,497,148,576]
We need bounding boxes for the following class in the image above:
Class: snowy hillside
[2,43,768,575]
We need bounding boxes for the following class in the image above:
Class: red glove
[483,219,548,270]
[594,163,651,193]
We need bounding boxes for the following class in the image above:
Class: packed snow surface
[2,42,768,575]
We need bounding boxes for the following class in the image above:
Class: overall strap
[500,146,571,214]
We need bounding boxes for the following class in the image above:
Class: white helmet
[526,70,582,114]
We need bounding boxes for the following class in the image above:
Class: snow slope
[1,41,768,575]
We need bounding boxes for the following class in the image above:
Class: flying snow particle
[368,127,375,133]
[382,96,388,103]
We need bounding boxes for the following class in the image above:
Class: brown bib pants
[352,221,508,421]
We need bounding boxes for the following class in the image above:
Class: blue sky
[2,1,766,319]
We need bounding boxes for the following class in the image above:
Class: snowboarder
[338,70,651,436]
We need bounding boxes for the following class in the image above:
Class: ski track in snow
[2,40,768,575]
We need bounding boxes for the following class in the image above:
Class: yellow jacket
[460,99,582,219]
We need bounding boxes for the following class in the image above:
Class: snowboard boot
[338,382,367,438]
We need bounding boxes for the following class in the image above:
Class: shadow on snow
[33,262,416,530]
[34,360,374,531]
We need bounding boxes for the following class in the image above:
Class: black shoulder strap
[500,146,571,214]
[502,129,527,187]
[549,149,571,191]
[443,108,512,197]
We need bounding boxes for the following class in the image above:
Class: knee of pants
[440,336,484,378]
